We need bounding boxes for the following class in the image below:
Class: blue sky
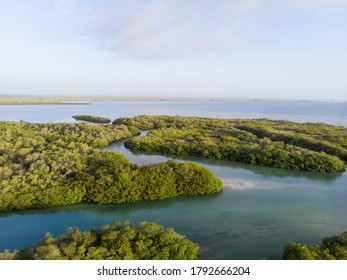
[0,0,346,100]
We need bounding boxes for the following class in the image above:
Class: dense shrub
[115,115,347,173]
[0,121,222,211]
[283,232,347,260]
[0,221,199,260]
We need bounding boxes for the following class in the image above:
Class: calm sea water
[0,101,346,259]
[0,100,346,126]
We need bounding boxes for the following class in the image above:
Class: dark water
[0,101,346,259]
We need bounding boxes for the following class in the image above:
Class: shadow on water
[0,192,223,219]
[102,138,343,183]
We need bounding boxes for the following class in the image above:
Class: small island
[73,115,111,124]
[0,221,199,260]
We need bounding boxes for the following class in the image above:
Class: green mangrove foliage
[0,221,199,260]
[0,121,222,211]
[73,115,111,123]
[283,232,347,260]
[114,115,347,173]
[83,153,222,204]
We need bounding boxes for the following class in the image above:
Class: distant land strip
[0,95,296,105]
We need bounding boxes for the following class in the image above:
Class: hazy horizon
[1,1,346,100]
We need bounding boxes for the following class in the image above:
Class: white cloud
[55,0,347,59]
[55,0,263,58]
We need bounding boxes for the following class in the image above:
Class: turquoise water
[0,101,346,259]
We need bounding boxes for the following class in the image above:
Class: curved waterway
[0,101,346,259]
[1,135,346,259]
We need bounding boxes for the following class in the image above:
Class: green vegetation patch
[0,121,222,211]
[0,221,199,260]
[283,231,347,260]
[114,115,347,173]
[73,115,111,123]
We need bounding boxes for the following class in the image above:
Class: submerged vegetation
[0,121,222,211]
[114,115,347,173]
[283,232,347,260]
[0,221,199,260]
[73,115,111,123]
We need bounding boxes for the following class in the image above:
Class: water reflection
[102,139,343,183]
[0,193,222,219]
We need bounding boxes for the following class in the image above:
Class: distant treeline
[0,121,222,211]
[0,221,199,260]
[283,231,347,260]
[73,115,111,123]
[114,115,347,173]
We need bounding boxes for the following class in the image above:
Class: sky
[0,0,346,100]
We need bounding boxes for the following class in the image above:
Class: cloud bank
[55,0,347,59]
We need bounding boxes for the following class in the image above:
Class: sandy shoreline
[221,178,282,190]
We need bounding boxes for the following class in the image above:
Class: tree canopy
[114,115,347,173]
[283,232,347,260]
[0,221,199,260]
[0,121,222,211]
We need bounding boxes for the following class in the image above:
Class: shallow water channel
[1,134,346,259]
